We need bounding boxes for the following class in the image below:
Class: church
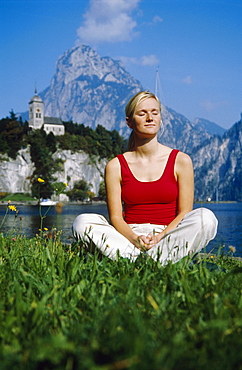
[28,91,65,135]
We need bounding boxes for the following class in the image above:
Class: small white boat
[39,199,57,206]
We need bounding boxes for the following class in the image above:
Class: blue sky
[0,0,241,129]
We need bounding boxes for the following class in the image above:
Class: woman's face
[127,97,161,137]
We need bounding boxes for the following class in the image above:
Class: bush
[0,192,8,200]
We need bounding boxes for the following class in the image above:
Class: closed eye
[136,109,159,116]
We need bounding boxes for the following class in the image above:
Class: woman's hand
[134,232,164,251]
[134,235,151,251]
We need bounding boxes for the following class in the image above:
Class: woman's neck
[133,136,161,158]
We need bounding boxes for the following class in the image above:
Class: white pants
[72,208,218,265]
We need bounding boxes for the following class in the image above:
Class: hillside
[193,119,242,201]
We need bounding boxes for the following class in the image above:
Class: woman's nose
[147,112,153,121]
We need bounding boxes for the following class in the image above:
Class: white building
[28,91,65,135]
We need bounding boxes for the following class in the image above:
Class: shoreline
[0,200,239,206]
[0,200,107,206]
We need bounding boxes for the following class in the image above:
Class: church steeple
[28,89,44,130]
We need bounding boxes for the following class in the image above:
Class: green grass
[0,193,36,202]
[0,234,242,370]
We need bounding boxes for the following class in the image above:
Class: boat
[39,199,57,206]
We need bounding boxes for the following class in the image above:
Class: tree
[29,129,58,199]
[61,120,125,159]
[9,109,17,121]
[66,179,92,201]
[32,178,53,200]
[110,129,126,157]
[46,132,57,153]
[52,181,68,196]
[1,118,27,158]
[98,181,106,201]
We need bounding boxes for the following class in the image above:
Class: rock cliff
[0,147,106,197]
[52,149,106,195]
[0,148,34,194]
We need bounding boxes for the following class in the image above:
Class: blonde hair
[125,91,162,150]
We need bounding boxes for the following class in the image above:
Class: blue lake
[0,202,241,257]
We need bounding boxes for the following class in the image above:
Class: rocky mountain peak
[54,44,132,85]
[39,44,216,150]
[193,117,226,136]
[41,44,142,135]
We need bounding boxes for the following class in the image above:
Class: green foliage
[9,109,17,121]
[0,236,241,369]
[46,131,57,153]
[57,132,89,153]
[66,179,92,201]
[29,129,62,199]
[0,112,125,173]
[0,193,35,202]
[0,192,9,200]
[98,180,106,200]
[0,114,28,159]
[59,121,126,159]
[52,181,67,195]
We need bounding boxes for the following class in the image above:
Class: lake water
[0,202,241,257]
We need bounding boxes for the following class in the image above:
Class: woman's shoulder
[105,156,121,172]
[175,150,193,172]
[176,150,192,163]
[105,157,122,182]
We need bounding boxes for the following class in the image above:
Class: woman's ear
[126,117,132,129]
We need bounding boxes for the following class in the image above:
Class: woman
[72,91,218,264]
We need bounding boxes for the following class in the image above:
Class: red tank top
[117,149,179,225]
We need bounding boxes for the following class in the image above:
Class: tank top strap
[116,154,131,177]
[163,149,179,177]
[117,150,179,181]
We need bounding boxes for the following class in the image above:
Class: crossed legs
[72,208,218,265]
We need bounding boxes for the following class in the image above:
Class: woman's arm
[105,158,150,249]
[146,152,194,248]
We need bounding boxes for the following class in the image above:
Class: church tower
[28,89,44,130]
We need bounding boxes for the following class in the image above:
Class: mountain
[40,44,142,138]
[160,107,212,155]
[16,43,241,201]
[193,118,226,136]
[192,119,242,201]
[37,44,213,153]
